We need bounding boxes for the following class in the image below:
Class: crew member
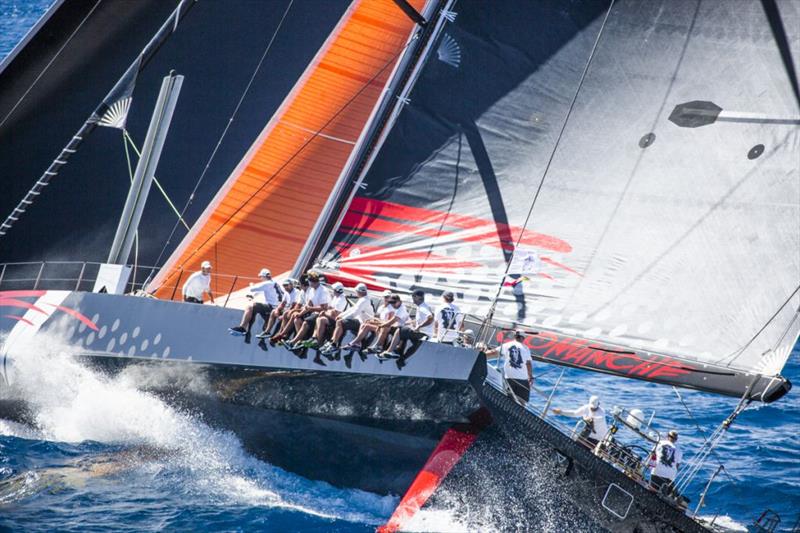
[259,278,299,339]
[182,260,213,304]
[229,268,282,336]
[435,291,463,343]
[650,430,682,493]
[553,395,609,447]
[380,290,434,359]
[271,276,309,343]
[320,283,373,360]
[301,282,347,349]
[284,272,330,349]
[483,329,534,403]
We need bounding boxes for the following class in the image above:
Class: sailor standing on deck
[435,291,463,343]
[650,430,682,493]
[182,260,213,304]
[483,329,534,403]
[552,395,609,448]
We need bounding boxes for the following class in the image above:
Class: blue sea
[1,3,799,532]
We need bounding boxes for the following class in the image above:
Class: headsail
[317,0,800,396]
[150,0,427,297]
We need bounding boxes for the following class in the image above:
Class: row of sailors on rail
[182,262,470,367]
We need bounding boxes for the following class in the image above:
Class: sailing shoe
[319,341,334,353]
[228,326,246,336]
[255,331,271,339]
[301,338,319,350]
[365,346,382,354]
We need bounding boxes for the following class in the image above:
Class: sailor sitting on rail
[283,272,330,349]
[344,293,407,354]
[296,281,347,351]
[229,268,282,337]
[182,260,213,304]
[379,290,434,362]
[261,277,302,340]
[271,276,310,343]
[434,291,463,343]
[320,283,373,362]
[552,395,609,448]
[483,329,534,404]
[649,430,682,494]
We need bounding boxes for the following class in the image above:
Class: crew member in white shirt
[301,282,348,350]
[229,268,282,336]
[285,272,330,349]
[320,283,373,361]
[483,329,534,403]
[272,276,310,343]
[650,430,682,492]
[434,291,463,343]
[552,395,609,448]
[259,278,299,339]
[182,260,213,304]
[344,292,406,353]
[381,290,434,362]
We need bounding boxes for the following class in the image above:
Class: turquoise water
[1,3,799,532]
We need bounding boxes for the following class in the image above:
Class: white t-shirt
[378,304,394,321]
[182,271,210,299]
[414,302,435,336]
[500,340,532,380]
[436,302,462,342]
[331,294,348,313]
[561,404,609,441]
[340,296,373,323]
[249,279,282,306]
[305,284,330,307]
[391,303,409,327]
[282,287,301,306]
[652,440,682,480]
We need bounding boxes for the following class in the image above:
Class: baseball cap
[355,283,368,294]
[259,268,270,278]
[589,395,600,409]
[332,282,344,293]
[514,328,525,338]
[442,290,454,301]
[307,271,320,282]
[282,278,294,286]
[382,289,392,297]
[668,430,678,439]
[201,260,212,269]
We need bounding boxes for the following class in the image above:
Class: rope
[152,23,416,293]
[671,387,736,485]
[482,0,616,328]
[0,0,104,130]
[122,130,190,230]
[146,0,295,280]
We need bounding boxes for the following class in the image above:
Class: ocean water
[1,3,799,532]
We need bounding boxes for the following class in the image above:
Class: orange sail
[151,0,425,299]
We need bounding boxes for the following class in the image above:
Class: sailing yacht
[1,0,798,531]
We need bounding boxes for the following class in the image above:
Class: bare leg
[314,316,330,344]
[239,302,255,329]
[385,328,401,354]
[346,323,376,347]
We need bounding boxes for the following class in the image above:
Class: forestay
[317,0,800,380]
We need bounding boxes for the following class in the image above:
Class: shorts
[303,312,320,326]
[399,327,427,342]
[252,302,272,316]
[341,318,361,335]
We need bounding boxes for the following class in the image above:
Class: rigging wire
[151,23,417,293]
[0,0,104,131]
[671,386,736,485]
[122,130,190,230]
[145,0,295,282]
[482,0,616,328]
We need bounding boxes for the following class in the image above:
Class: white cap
[201,260,212,269]
[355,283,368,293]
[589,395,600,409]
[461,329,475,338]
[331,282,344,293]
[259,268,271,278]
[627,408,645,430]
[382,289,392,297]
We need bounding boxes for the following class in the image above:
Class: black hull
[476,383,709,533]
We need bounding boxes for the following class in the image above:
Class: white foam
[2,331,396,524]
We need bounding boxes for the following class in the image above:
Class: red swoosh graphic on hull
[0,298,49,315]
[2,314,34,326]
[40,303,99,331]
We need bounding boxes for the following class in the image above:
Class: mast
[0,0,196,239]
[292,0,455,277]
[108,72,184,265]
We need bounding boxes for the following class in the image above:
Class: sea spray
[1,331,396,524]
